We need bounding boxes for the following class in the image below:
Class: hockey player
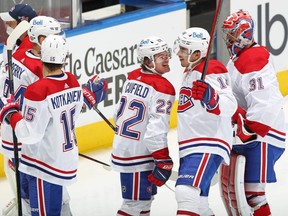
[0,3,37,64]
[1,16,64,157]
[0,34,107,216]
[111,36,175,216]
[221,10,286,215]
[1,16,67,215]
[0,4,37,108]
[173,27,237,215]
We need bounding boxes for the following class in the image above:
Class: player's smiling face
[154,51,171,74]
[176,46,189,67]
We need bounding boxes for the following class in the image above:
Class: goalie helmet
[41,34,68,64]
[222,10,254,56]
[28,16,63,46]
[173,27,210,66]
[137,36,171,64]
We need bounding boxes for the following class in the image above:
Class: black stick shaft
[201,0,224,80]
[78,153,110,167]
[8,49,22,216]
[93,106,116,131]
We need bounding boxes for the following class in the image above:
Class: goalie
[219,10,286,216]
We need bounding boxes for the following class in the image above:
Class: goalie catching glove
[83,75,108,109]
[236,114,256,142]
[0,95,19,124]
[148,148,173,187]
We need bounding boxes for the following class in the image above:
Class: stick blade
[7,20,31,50]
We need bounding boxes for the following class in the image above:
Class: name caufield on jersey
[125,82,149,98]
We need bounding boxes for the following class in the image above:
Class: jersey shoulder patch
[128,68,175,96]
[234,46,270,74]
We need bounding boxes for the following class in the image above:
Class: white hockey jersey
[177,59,237,165]
[1,45,42,158]
[0,36,33,106]
[11,72,83,186]
[227,44,286,148]
[111,68,175,172]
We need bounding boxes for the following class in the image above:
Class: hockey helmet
[222,9,254,56]
[173,27,210,66]
[173,27,210,58]
[28,15,64,46]
[137,36,171,64]
[41,34,68,64]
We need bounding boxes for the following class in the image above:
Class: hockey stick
[78,153,110,167]
[93,106,116,131]
[91,106,177,192]
[200,0,224,80]
[6,20,30,216]
[101,160,176,192]
[91,108,219,186]
[79,151,177,192]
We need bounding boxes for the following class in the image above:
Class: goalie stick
[201,0,223,80]
[6,20,31,216]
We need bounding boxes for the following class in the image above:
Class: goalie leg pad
[219,154,253,216]
[253,203,271,216]
[245,184,270,216]
[219,162,235,216]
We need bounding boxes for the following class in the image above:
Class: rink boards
[1,1,288,177]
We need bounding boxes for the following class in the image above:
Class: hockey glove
[236,114,256,142]
[148,159,173,187]
[192,80,219,110]
[0,95,19,124]
[83,75,108,109]
[232,106,246,124]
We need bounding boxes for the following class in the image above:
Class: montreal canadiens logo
[178,87,194,112]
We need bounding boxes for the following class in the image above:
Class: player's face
[154,51,170,74]
[176,46,189,67]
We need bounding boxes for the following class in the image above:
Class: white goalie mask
[174,27,210,67]
[41,34,68,64]
[28,16,64,46]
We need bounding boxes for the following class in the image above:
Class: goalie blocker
[219,153,253,216]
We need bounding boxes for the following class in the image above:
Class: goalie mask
[28,16,64,46]
[222,10,254,57]
[173,27,210,68]
[41,34,68,64]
